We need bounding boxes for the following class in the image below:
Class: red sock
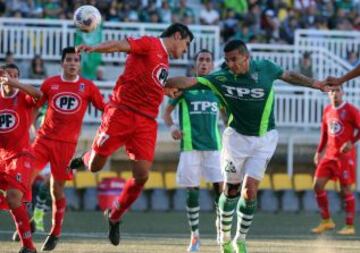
[110,178,145,222]
[83,151,91,168]
[50,198,66,237]
[343,193,355,225]
[315,190,330,219]
[10,205,35,250]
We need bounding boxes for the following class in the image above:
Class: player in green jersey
[163,49,226,252]
[165,40,331,253]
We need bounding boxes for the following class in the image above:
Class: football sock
[234,198,257,241]
[186,188,200,235]
[343,192,355,225]
[219,193,238,243]
[315,190,330,219]
[50,198,66,237]
[109,178,145,222]
[10,205,35,250]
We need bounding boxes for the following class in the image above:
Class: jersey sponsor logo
[0,109,19,133]
[190,101,218,114]
[52,92,82,114]
[328,119,344,136]
[223,86,265,100]
[152,63,168,87]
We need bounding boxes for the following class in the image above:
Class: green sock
[235,197,257,241]
[219,193,239,243]
[186,188,200,236]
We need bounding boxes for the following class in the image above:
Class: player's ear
[174,31,181,41]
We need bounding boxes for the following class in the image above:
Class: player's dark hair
[194,49,213,62]
[1,63,20,76]
[61,47,80,62]
[160,23,194,42]
[224,40,249,56]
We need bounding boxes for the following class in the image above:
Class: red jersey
[317,102,360,159]
[111,36,169,119]
[37,75,105,143]
[0,89,36,161]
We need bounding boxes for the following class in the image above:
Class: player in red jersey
[312,86,360,235]
[73,23,194,246]
[0,63,42,253]
[30,47,105,251]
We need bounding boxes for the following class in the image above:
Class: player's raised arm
[76,39,131,54]
[324,65,360,86]
[165,76,198,89]
[0,67,42,100]
[279,71,330,92]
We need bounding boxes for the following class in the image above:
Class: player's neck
[161,38,171,57]
[1,85,18,98]
[332,101,345,109]
[61,73,79,82]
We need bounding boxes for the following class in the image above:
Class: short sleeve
[265,60,284,80]
[127,36,153,55]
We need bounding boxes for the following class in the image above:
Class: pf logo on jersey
[152,63,168,87]
[52,92,82,114]
[328,119,344,136]
[0,110,19,133]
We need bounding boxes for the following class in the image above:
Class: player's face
[328,87,343,106]
[2,68,19,93]
[173,33,191,59]
[224,50,249,75]
[195,52,213,76]
[62,53,81,77]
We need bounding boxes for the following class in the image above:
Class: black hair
[61,47,79,62]
[160,23,194,42]
[194,49,213,62]
[1,63,20,76]
[224,40,249,56]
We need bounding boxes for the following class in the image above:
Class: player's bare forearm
[92,40,131,53]
[163,105,175,127]
[340,65,360,84]
[7,78,42,100]
[280,71,316,88]
[165,77,197,89]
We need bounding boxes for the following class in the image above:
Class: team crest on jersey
[79,83,85,92]
[0,109,19,133]
[250,72,259,82]
[52,92,82,114]
[216,76,227,82]
[340,110,347,120]
[328,119,344,136]
[152,63,168,87]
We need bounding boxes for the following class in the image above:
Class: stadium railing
[0,18,220,65]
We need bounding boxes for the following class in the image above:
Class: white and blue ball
[74,5,101,33]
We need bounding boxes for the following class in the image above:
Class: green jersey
[169,88,222,151]
[197,59,283,136]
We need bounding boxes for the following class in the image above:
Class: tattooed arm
[280,71,327,91]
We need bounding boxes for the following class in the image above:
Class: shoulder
[41,75,59,88]
[345,102,359,114]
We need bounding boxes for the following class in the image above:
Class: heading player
[31,47,105,251]
[312,86,360,235]
[0,63,42,253]
[73,23,193,246]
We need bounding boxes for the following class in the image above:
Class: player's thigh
[201,150,223,183]
[126,115,157,162]
[176,151,202,187]
[49,141,77,181]
[244,130,278,181]
[31,137,51,173]
[221,127,252,184]
[315,159,337,180]
[92,106,134,157]
[338,156,356,186]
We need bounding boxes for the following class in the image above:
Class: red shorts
[0,154,33,210]
[315,156,356,185]
[92,105,157,161]
[31,137,76,181]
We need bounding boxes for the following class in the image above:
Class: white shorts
[221,127,278,184]
[176,150,223,187]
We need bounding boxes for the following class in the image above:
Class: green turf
[0,211,359,253]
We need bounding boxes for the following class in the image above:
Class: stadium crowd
[1,0,359,45]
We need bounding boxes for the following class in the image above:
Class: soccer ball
[74,5,101,33]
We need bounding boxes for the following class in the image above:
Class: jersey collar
[61,73,80,83]
[0,84,19,99]
[332,101,346,110]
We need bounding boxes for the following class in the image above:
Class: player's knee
[313,182,324,193]
[224,183,240,198]
[134,175,148,185]
[6,190,22,209]
[242,187,257,200]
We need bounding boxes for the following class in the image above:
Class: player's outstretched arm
[76,40,131,54]
[165,76,198,89]
[324,65,360,86]
[163,104,183,140]
[0,74,42,100]
[280,71,330,91]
